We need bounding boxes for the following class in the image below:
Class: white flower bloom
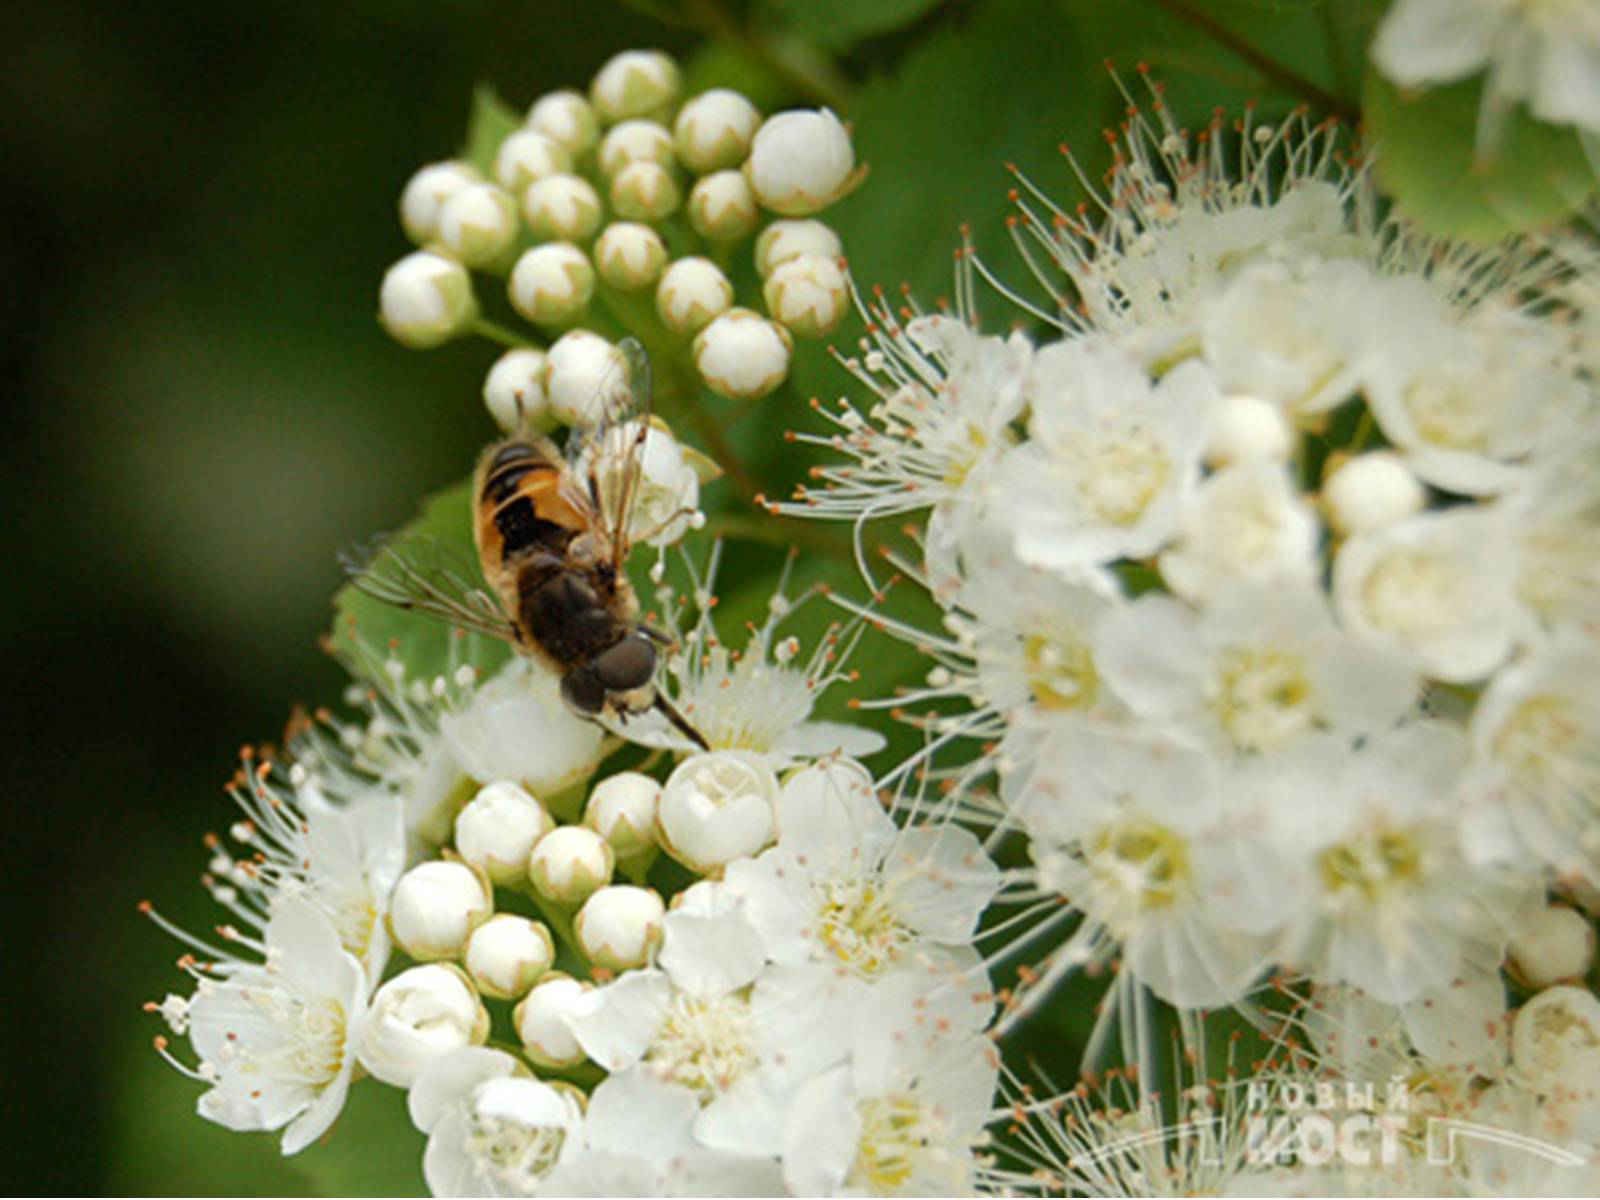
[675,88,762,173]
[593,222,668,292]
[754,218,843,278]
[590,49,681,123]
[379,250,477,350]
[569,900,851,1156]
[440,658,605,795]
[508,242,595,327]
[400,160,480,245]
[1205,394,1294,467]
[527,89,600,158]
[574,885,665,971]
[529,826,615,906]
[521,173,602,243]
[493,129,572,194]
[656,256,733,336]
[455,780,552,886]
[693,308,791,400]
[1321,451,1426,536]
[167,898,369,1154]
[359,962,488,1088]
[1158,460,1320,604]
[576,420,700,548]
[657,751,780,874]
[781,977,999,1196]
[1002,341,1214,574]
[483,348,550,433]
[747,108,856,216]
[408,1046,585,1197]
[1372,0,1600,137]
[1509,904,1595,989]
[387,859,492,960]
[514,972,592,1068]
[436,181,517,268]
[1503,423,1600,631]
[1096,584,1417,755]
[465,915,555,1000]
[1333,506,1519,682]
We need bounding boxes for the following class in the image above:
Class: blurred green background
[2,0,1384,1192]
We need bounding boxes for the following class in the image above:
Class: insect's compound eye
[560,666,606,715]
[594,635,656,691]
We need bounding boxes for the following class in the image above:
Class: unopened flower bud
[598,119,676,179]
[527,90,600,158]
[688,170,759,241]
[675,89,761,173]
[545,330,628,426]
[693,308,792,400]
[657,750,780,872]
[610,161,680,222]
[513,973,591,1067]
[455,780,553,886]
[656,257,732,335]
[1208,394,1294,466]
[483,348,551,433]
[584,771,661,861]
[465,914,555,1000]
[521,174,603,243]
[574,885,665,970]
[437,182,518,267]
[379,250,477,349]
[1512,985,1600,1096]
[755,218,844,278]
[494,128,573,193]
[509,242,595,327]
[747,108,855,216]
[763,253,847,337]
[1510,905,1596,989]
[358,963,488,1087]
[590,49,680,124]
[529,825,615,906]
[388,859,492,959]
[1323,451,1426,536]
[400,160,480,244]
[594,222,668,291]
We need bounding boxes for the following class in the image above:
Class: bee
[349,339,708,750]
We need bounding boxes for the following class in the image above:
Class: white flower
[584,771,661,863]
[514,973,592,1068]
[1322,451,1426,536]
[577,420,701,548]
[593,222,668,292]
[493,129,572,194]
[754,218,843,278]
[1095,584,1417,755]
[1511,985,1600,1139]
[1372,0,1600,137]
[529,826,615,906]
[597,119,676,178]
[527,89,600,158]
[1333,506,1519,682]
[358,962,488,1087]
[440,658,605,795]
[569,900,850,1156]
[436,181,517,268]
[167,897,369,1154]
[520,174,602,243]
[508,242,595,327]
[657,751,780,874]
[1158,460,1320,603]
[1002,340,1214,574]
[455,780,552,886]
[574,884,665,971]
[610,161,681,222]
[781,977,999,1196]
[747,108,856,216]
[656,257,733,335]
[407,1046,585,1197]
[387,859,492,960]
[544,331,628,428]
[693,308,792,400]
[1503,423,1600,631]
[763,253,848,337]
[1205,394,1294,467]
[687,170,760,242]
[1509,904,1595,989]
[379,250,476,349]
[465,914,555,1000]
[590,49,680,123]
[675,88,762,173]
[400,160,480,245]
[483,348,550,433]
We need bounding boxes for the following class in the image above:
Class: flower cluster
[783,78,1600,1191]
[379,47,862,411]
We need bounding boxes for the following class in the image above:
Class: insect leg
[653,692,709,752]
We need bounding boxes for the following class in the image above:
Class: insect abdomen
[477,441,579,566]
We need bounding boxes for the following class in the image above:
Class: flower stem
[471,316,536,349]
[678,0,852,111]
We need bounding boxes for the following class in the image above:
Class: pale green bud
[574,885,665,971]
[379,250,477,349]
[590,49,680,124]
[521,174,603,243]
[527,89,600,158]
[747,108,856,216]
[656,256,732,335]
[694,307,792,400]
[594,222,668,291]
[528,825,615,906]
[494,128,573,193]
[387,859,493,960]
[609,160,680,222]
[400,160,481,245]
[508,242,595,327]
[454,780,553,885]
[546,330,626,425]
[763,252,848,338]
[675,88,761,173]
[464,914,556,1000]
[598,119,676,179]
[754,218,844,278]
[436,181,518,268]
[584,771,661,862]
[513,973,591,1068]
[687,170,759,242]
[483,348,551,433]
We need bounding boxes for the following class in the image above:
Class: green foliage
[295,1083,428,1196]
[1364,71,1600,242]
[461,84,522,177]
[761,0,946,51]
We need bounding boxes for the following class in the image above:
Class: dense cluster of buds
[378,48,862,411]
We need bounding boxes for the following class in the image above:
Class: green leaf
[1364,71,1600,242]
[330,478,513,685]
[461,84,522,177]
[761,0,946,51]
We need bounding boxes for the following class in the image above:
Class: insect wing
[342,532,521,645]
[565,336,653,571]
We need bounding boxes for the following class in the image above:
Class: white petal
[408,1046,519,1134]
[585,1068,698,1160]
[884,826,1000,942]
[568,971,671,1071]
[658,907,766,999]
[780,1067,859,1196]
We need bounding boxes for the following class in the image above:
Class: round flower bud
[763,252,848,338]
[609,161,680,222]
[483,348,550,433]
[529,825,615,906]
[594,222,668,291]
[1510,905,1596,989]
[513,973,591,1067]
[521,174,602,243]
[693,308,792,400]
[598,119,676,179]
[454,780,553,886]
[388,859,493,960]
[440,658,606,794]
[755,218,844,278]
[1207,394,1294,466]
[527,89,600,158]
[656,257,732,335]
[574,885,665,971]
[358,963,489,1087]
[675,88,761,173]
[584,771,661,861]
[400,160,480,244]
[465,914,555,1000]
[379,250,477,349]
[656,750,780,873]
[494,128,572,193]
[508,242,595,327]
[1511,985,1600,1098]
[747,108,855,216]
[687,170,759,242]
[1323,451,1426,536]
[436,181,518,268]
[590,49,681,124]
[545,330,628,426]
